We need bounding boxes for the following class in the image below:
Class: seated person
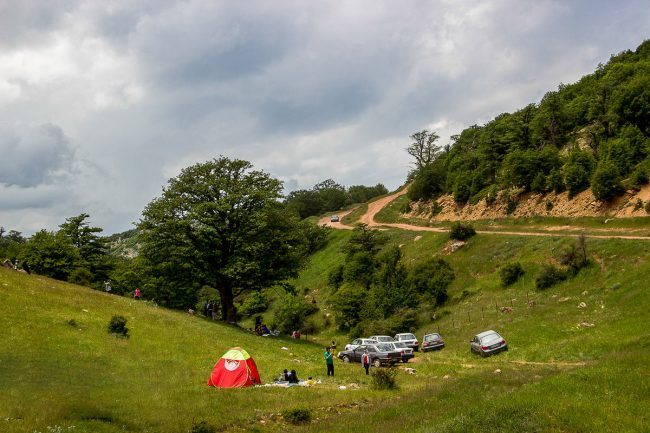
[288,369,299,384]
[283,369,290,381]
[261,324,270,335]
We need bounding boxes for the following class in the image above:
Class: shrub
[408,258,454,305]
[535,265,567,290]
[430,201,443,217]
[237,291,269,317]
[505,196,517,215]
[453,179,471,204]
[371,367,398,390]
[559,235,589,275]
[329,283,366,331]
[546,168,565,193]
[107,315,129,338]
[564,163,590,198]
[499,262,524,287]
[485,185,499,206]
[449,222,476,241]
[301,222,330,254]
[273,295,318,334]
[282,408,312,425]
[190,420,217,433]
[68,268,94,286]
[545,199,554,212]
[530,172,546,193]
[630,166,648,189]
[646,201,650,214]
[591,160,624,201]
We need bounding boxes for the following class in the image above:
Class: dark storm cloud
[0,0,649,234]
[0,122,74,187]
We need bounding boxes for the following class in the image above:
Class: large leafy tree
[138,157,308,321]
[20,230,79,280]
[407,130,440,170]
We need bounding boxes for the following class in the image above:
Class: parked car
[394,333,419,351]
[368,335,396,344]
[385,341,414,363]
[338,343,402,367]
[330,215,340,222]
[344,338,377,351]
[421,333,445,352]
[470,330,508,357]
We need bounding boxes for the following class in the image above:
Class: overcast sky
[0,1,648,235]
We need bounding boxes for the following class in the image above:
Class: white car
[395,333,420,351]
[344,338,377,351]
[368,335,396,344]
[384,341,414,363]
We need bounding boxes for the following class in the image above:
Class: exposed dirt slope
[330,187,650,240]
[414,184,650,221]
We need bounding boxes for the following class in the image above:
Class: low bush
[646,201,650,214]
[535,265,567,290]
[68,268,94,286]
[107,315,129,338]
[282,408,312,425]
[237,291,269,317]
[505,197,517,215]
[273,295,318,334]
[371,367,398,390]
[449,222,476,241]
[499,262,524,287]
[190,420,217,433]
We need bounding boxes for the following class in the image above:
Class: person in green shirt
[324,347,334,376]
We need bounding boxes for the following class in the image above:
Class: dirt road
[328,188,650,241]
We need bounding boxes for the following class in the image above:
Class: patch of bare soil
[411,184,650,221]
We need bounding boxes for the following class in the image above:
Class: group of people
[323,344,371,376]
[203,300,219,320]
[280,369,299,383]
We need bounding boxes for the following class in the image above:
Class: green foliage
[285,181,387,219]
[237,291,269,317]
[20,230,79,281]
[505,196,517,215]
[301,222,330,254]
[407,130,440,170]
[559,235,589,275]
[281,408,312,425]
[545,199,554,212]
[329,283,366,331]
[68,268,94,286]
[348,184,388,203]
[137,157,308,319]
[369,246,416,317]
[408,258,454,305]
[107,315,129,337]
[370,367,398,390]
[408,161,447,201]
[404,40,650,207]
[58,213,112,285]
[0,229,25,260]
[591,160,624,201]
[646,200,650,214]
[630,165,648,189]
[272,294,318,334]
[449,222,476,241]
[535,264,567,290]
[499,262,525,287]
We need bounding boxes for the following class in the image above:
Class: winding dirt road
[323,188,650,241]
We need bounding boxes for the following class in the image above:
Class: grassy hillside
[2,226,649,432]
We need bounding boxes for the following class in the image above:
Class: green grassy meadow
[2,226,650,432]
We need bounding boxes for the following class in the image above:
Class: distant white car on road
[330,215,340,222]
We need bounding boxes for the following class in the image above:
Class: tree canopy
[137,157,309,321]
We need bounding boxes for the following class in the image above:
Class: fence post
[481,307,485,321]
[467,311,471,323]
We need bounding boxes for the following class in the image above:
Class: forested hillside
[409,40,650,206]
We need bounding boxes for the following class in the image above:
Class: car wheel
[342,355,350,363]
[373,359,382,368]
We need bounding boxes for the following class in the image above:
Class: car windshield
[376,343,393,352]
[393,342,407,348]
[399,334,416,340]
[377,336,394,342]
[424,334,440,341]
[480,333,502,345]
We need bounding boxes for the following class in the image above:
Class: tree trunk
[217,284,237,323]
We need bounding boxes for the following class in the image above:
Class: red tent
[207,347,261,388]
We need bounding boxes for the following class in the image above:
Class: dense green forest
[409,40,650,205]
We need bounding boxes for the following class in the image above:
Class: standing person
[324,347,334,377]
[134,288,141,300]
[361,349,371,375]
[104,280,112,292]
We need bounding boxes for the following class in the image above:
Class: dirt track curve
[322,188,650,241]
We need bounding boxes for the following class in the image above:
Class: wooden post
[481,307,485,321]
[467,311,471,323]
